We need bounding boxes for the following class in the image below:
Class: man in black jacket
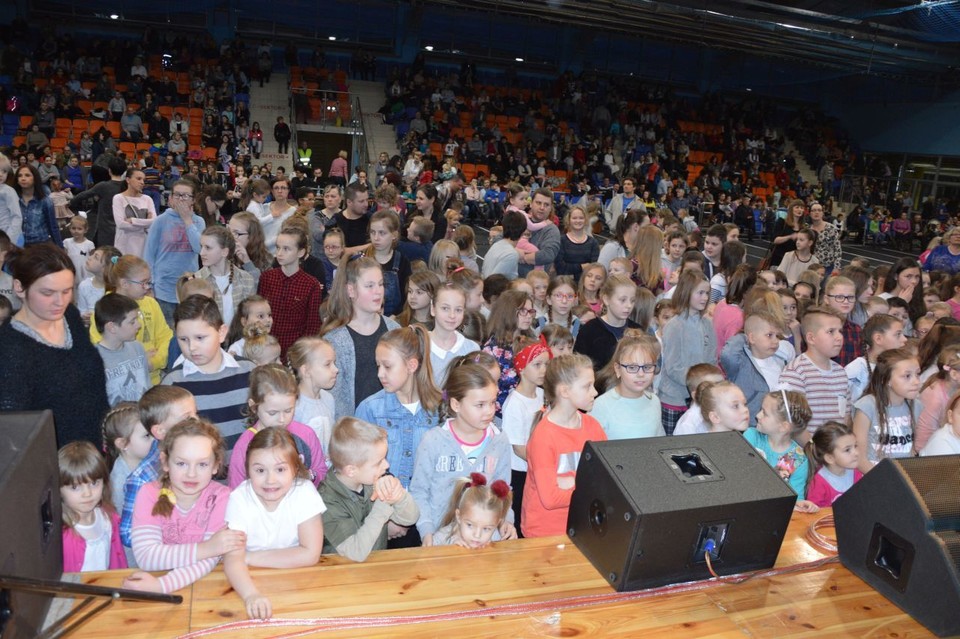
[68,155,128,247]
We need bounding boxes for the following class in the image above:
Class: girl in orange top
[521,354,607,538]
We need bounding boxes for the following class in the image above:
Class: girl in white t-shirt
[501,337,551,535]
[224,427,326,619]
[852,347,922,473]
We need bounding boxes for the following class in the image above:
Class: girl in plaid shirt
[196,226,256,329]
[256,226,322,361]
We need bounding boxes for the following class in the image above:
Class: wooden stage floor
[67,509,932,638]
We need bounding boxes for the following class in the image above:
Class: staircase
[783,138,819,187]
[247,71,294,169]
[348,79,400,171]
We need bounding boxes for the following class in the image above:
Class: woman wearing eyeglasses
[553,205,599,283]
[0,244,109,447]
[144,180,206,326]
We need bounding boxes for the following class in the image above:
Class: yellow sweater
[89,294,173,385]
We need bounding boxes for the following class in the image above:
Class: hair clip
[111,255,119,264]
[159,487,177,505]
[442,390,449,402]
[468,472,487,488]
[490,479,510,499]
[780,388,793,424]
[349,252,364,261]
[473,354,482,363]
[451,266,466,274]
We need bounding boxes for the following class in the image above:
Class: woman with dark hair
[15,164,61,247]
[0,244,109,446]
[415,183,447,243]
[881,257,926,324]
[768,198,805,268]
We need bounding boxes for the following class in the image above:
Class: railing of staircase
[352,95,369,179]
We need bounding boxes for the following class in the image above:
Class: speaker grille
[935,531,960,573]
[899,457,960,521]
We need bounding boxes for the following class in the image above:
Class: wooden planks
[70,510,933,638]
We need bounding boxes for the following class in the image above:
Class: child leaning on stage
[502,337,552,534]
[805,421,863,507]
[673,364,725,436]
[591,333,664,440]
[319,417,420,561]
[162,295,255,455]
[746,390,819,512]
[224,428,326,620]
[778,306,852,442]
[522,354,607,539]
[120,385,198,563]
[60,441,128,572]
[94,293,151,407]
[123,418,242,594]
[228,364,326,489]
[433,472,512,548]
[409,362,516,546]
[104,402,154,513]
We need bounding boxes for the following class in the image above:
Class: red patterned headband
[513,339,553,373]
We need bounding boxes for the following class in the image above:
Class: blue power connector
[704,539,716,554]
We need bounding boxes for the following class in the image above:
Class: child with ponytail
[355,326,442,490]
[78,245,121,325]
[288,336,339,456]
[805,421,862,507]
[124,418,243,594]
[409,362,515,546]
[522,354,607,538]
[747,390,818,511]
[432,473,512,548]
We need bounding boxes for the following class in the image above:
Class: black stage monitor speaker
[834,456,960,638]
[0,411,62,639]
[567,432,796,591]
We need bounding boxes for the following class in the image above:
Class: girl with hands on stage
[224,427,326,619]
[124,419,240,594]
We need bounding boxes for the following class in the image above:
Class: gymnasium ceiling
[413,0,960,79]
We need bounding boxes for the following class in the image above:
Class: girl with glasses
[591,333,664,441]
[481,290,537,416]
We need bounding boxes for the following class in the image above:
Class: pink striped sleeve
[157,555,220,593]
[130,525,198,570]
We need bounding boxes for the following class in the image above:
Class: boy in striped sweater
[779,306,852,445]
[161,295,254,456]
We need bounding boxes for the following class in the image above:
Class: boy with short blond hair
[319,417,419,561]
[721,310,794,427]
[822,276,862,366]
[779,306,851,440]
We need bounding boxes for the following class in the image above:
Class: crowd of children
[9,179,960,622]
